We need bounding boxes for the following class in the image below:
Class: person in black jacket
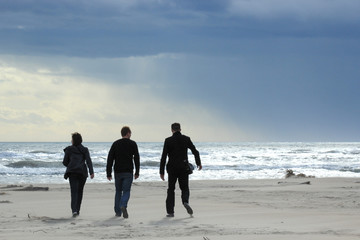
[63,132,94,217]
[160,123,202,217]
[106,126,140,218]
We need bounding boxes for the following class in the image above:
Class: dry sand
[1,178,360,240]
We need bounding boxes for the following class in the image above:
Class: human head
[71,132,83,146]
[171,123,181,132]
[121,126,132,138]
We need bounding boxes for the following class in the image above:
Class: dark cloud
[1,0,360,141]
[0,0,359,57]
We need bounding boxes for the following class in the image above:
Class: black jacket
[160,131,201,175]
[106,138,140,177]
[63,144,94,178]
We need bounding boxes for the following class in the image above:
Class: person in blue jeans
[106,126,140,218]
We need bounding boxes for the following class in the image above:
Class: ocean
[0,142,359,184]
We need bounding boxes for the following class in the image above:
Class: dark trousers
[69,174,87,214]
[166,170,189,214]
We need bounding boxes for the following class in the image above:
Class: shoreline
[2,142,360,184]
[1,178,360,239]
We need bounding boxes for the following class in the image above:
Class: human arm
[85,148,95,177]
[133,142,140,178]
[62,148,70,167]
[187,137,202,169]
[159,140,168,176]
[106,144,115,180]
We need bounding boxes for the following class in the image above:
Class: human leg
[69,174,80,214]
[166,173,177,214]
[114,173,124,215]
[178,173,193,215]
[178,172,190,204]
[119,172,133,208]
[76,176,87,214]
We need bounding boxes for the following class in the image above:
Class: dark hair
[72,132,83,146]
[121,126,131,137]
[171,123,181,132]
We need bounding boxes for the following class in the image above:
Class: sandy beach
[1,178,360,240]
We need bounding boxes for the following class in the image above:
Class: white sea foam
[0,142,359,184]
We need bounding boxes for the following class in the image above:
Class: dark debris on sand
[0,185,49,191]
[285,169,315,179]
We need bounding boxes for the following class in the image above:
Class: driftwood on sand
[13,185,49,191]
[0,185,49,191]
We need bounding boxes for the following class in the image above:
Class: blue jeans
[114,172,133,214]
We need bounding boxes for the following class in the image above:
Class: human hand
[198,165,202,171]
[134,175,139,180]
[90,173,94,179]
[160,174,165,181]
[107,176,112,181]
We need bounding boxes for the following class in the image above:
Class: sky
[0,0,360,142]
